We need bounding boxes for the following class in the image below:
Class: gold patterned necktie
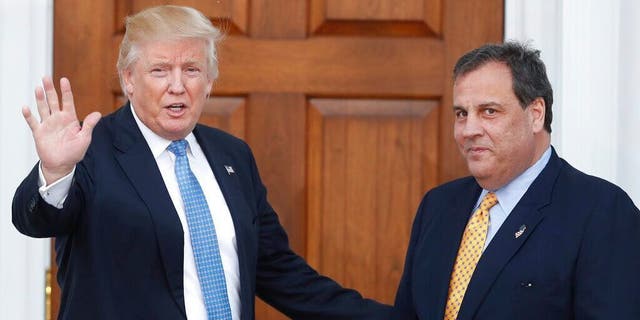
[444,192,498,320]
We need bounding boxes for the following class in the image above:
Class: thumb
[79,111,102,137]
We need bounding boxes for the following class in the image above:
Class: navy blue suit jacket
[394,149,640,319]
[13,104,391,320]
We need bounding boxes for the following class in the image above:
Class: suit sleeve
[573,188,640,318]
[393,193,430,320]
[12,162,86,238]
[244,146,392,320]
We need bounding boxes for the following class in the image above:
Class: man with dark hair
[393,41,640,319]
[453,42,554,133]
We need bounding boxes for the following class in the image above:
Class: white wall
[0,0,52,319]
[505,0,640,205]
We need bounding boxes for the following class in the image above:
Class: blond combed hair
[116,5,222,95]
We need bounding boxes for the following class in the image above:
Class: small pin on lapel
[515,224,526,238]
[224,165,235,175]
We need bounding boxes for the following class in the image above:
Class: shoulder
[407,176,479,237]
[86,104,131,144]
[193,124,251,154]
[424,176,479,201]
[192,124,260,179]
[414,176,479,218]
[553,157,639,218]
[194,124,245,143]
[556,158,632,202]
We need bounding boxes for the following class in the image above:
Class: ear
[528,97,546,133]
[205,78,213,97]
[122,69,135,95]
[204,78,213,99]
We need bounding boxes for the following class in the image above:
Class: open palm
[22,77,101,184]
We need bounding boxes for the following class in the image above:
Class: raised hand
[22,77,102,185]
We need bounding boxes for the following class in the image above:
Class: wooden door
[51,0,503,319]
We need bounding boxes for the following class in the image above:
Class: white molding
[558,0,621,182]
[505,0,639,205]
[617,0,640,204]
[505,0,564,150]
[0,0,52,319]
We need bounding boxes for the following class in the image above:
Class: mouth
[466,146,490,156]
[166,103,186,111]
[165,103,188,116]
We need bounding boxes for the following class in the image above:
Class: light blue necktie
[167,140,232,320]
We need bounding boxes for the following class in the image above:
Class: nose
[460,114,483,138]
[167,70,185,94]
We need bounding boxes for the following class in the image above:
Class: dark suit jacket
[394,149,640,319]
[13,104,391,320]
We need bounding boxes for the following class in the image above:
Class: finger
[60,77,76,114]
[42,76,61,113]
[34,86,50,121]
[22,106,39,132]
[79,111,102,137]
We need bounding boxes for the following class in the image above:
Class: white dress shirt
[38,105,241,320]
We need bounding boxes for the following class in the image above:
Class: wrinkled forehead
[130,38,210,67]
[454,61,512,85]
[453,62,517,105]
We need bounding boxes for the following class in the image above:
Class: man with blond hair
[13,5,391,320]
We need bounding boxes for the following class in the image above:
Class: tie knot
[167,139,188,157]
[480,192,498,210]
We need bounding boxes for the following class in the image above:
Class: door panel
[307,99,438,302]
[53,0,503,319]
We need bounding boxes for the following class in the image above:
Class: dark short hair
[453,41,553,133]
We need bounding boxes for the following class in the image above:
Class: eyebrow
[145,61,171,68]
[145,60,204,70]
[452,101,502,110]
[478,101,501,108]
[182,60,204,67]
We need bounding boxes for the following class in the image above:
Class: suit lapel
[194,127,256,320]
[457,150,562,319]
[418,182,482,320]
[112,105,187,317]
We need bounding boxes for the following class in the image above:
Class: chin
[158,128,189,141]
[162,122,193,137]
[467,164,492,180]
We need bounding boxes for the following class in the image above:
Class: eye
[185,66,201,75]
[483,108,497,116]
[455,109,468,119]
[150,68,167,77]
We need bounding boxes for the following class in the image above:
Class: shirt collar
[130,103,198,158]
[476,146,552,213]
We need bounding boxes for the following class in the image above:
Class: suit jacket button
[28,197,37,212]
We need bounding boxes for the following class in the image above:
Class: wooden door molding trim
[310,98,436,116]
[309,0,443,37]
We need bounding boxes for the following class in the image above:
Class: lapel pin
[224,165,235,175]
[515,224,526,239]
